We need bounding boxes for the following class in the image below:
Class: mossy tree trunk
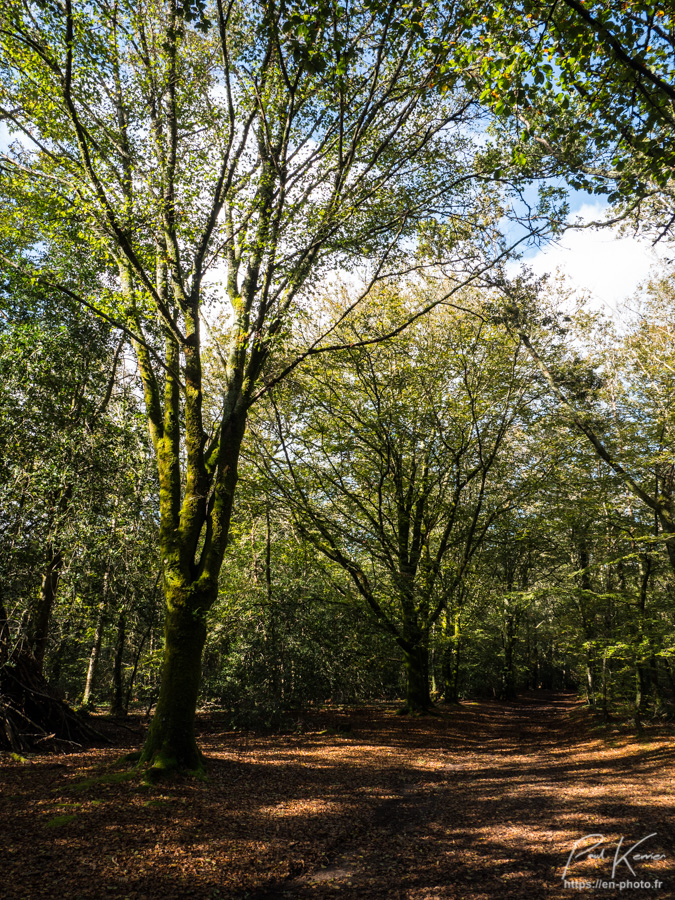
[130,242,250,770]
[134,319,248,771]
[139,597,210,772]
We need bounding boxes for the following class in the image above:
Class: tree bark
[402,640,431,713]
[634,553,652,731]
[600,649,609,721]
[29,542,64,673]
[0,589,9,667]
[82,594,107,707]
[442,610,461,703]
[110,610,126,716]
[139,597,208,773]
[124,622,152,713]
[585,656,596,709]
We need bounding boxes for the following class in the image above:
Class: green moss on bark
[139,598,208,775]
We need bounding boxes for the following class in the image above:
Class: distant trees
[489,274,675,719]
[254,287,544,710]
[202,491,401,721]
[0,284,161,747]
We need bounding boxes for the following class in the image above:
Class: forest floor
[1,692,673,899]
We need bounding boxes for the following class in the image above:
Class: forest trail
[1,693,673,899]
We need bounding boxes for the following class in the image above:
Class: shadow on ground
[1,692,673,899]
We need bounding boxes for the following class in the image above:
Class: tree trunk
[635,553,651,730]
[82,598,106,707]
[402,641,430,713]
[585,655,596,708]
[442,610,461,703]
[264,506,281,704]
[635,664,645,733]
[139,597,208,773]
[110,611,126,716]
[0,589,9,667]
[599,649,609,721]
[29,543,64,673]
[663,658,675,700]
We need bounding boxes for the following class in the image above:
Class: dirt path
[1,693,673,899]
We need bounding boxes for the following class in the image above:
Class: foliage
[462,1,675,238]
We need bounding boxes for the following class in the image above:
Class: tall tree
[258,288,538,711]
[0,0,537,770]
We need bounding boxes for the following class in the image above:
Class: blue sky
[511,188,671,319]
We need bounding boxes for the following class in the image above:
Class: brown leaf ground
[1,692,673,899]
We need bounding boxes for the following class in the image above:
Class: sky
[3,116,671,324]
[512,200,672,322]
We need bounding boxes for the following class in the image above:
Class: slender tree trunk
[265,506,280,704]
[635,666,645,733]
[585,655,596,708]
[634,553,651,731]
[82,593,107,707]
[649,654,665,712]
[600,649,609,721]
[124,623,152,713]
[0,590,9,667]
[442,610,461,703]
[46,600,75,691]
[82,508,117,706]
[110,610,127,716]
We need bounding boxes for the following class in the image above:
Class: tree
[0,275,162,744]
[257,287,539,711]
[495,273,675,576]
[463,1,675,239]
[0,0,542,771]
[490,274,675,719]
[0,288,122,666]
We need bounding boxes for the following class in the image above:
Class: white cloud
[511,203,671,319]
[0,121,12,151]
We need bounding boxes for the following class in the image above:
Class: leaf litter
[0,692,673,899]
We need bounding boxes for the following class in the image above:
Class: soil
[1,692,673,899]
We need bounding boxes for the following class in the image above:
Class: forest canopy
[1,0,674,771]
